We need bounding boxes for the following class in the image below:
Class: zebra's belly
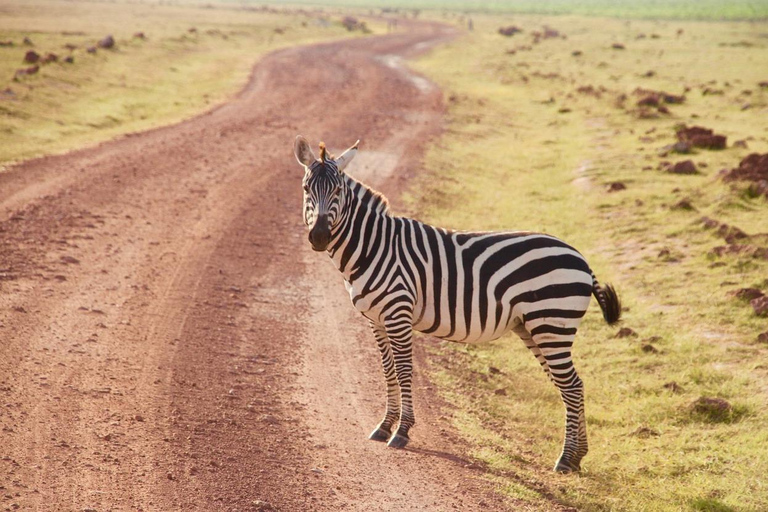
[412,308,520,344]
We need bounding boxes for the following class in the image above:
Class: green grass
[256,0,768,20]
[406,12,768,512]
[0,0,367,165]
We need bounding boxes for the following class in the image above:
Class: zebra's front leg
[384,317,415,449]
[368,322,401,443]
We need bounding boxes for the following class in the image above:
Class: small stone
[493,388,507,396]
[607,182,626,192]
[663,381,683,393]
[758,332,768,343]
[98,35,115,49]
[614,327,637,338]
[630,426,659,438]
[729,288,764,301]
[641,344,659,354]
[668,160,698,175]
[23,50,40,63]
[751,296,768,317]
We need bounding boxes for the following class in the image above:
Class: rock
[667,160,698,175]
[23,50,40,63]
[641,344,659,353]
[614,327,637,338]
[637,94,660,107]
[86,46,97,54]
[721,153,768,198]
[733,140,748,149]
[671,198,695,210]
[690,397,733,422]
[0,40,13,47]
[758,81,768,89]
[758,332,768,343]
[751,296,768,317]
[663,381,683,393]
[611,43,625,50]
[64,56,74,63]
[498,26,522,37]
[14,65,39,79]
[493,388,507,396]
[97,35,115,49]
[133,32,146,39]
[607,182,626,192]
[572,50,582,56]
[488,366,502,375]
[23,36,33,45]
[252,500,275,511]
[729,288,764,302]
[41,53,58,64]
[676,125,727,149]
[630,426,659,438]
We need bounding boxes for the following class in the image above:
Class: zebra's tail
[591,273,621,325]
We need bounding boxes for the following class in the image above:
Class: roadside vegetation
[407,10,768,512]
[270,0,768,20]
[0,0,366,165]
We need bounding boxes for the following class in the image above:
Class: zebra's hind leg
[528,321,588,473]
[383,312,415,449]
[368,322,400,442]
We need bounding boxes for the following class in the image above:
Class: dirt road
[0,23,518,511]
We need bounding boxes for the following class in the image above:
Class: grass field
[406,12,768,512]
[0,0,365,165]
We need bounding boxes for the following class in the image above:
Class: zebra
[293,136,621,473]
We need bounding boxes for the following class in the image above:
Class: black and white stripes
[294,136,621,473]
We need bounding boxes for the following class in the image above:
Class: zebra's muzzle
[308,214,331,251]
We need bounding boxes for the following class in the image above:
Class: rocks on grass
[23,50,40,63]
[721,153,768,199]
[670,198,695,211]
[666,160,698,175]
[630,426,659,438]
[614,327,637,338]
[758,331,768,343]
[611,43,625,50]
[728,288,764,302]
[752,296,768,317]
[498,26,522,37]
[676,125,727,150]
[689,397,737,423]
[98,35,115,49]
[606,182,626,192]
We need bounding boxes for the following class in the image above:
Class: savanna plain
[1,0,768,511]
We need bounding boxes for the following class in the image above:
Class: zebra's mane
[344,174,390,215]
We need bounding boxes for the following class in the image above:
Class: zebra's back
[406,225,594,343]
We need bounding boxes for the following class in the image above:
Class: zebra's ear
[294,135,316,167]
[335,140,360,173]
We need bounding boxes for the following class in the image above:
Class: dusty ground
[0,23,522,511]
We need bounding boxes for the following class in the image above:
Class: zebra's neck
[327,174,392,280]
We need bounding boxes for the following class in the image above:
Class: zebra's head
[294,135,359,252]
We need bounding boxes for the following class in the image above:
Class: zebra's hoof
[387,433,410,449]
[554,459,580,473]
[369,427,391,442]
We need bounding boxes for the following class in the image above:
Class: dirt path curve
[0,22,517,511]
